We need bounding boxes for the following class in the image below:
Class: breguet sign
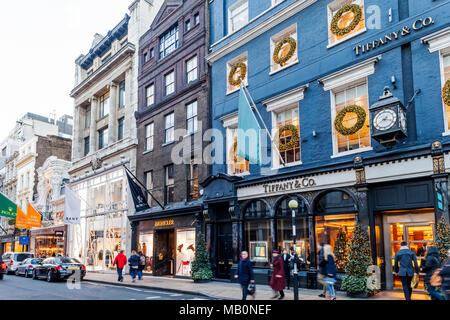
[263,178,316,194]
[353,17,435,56]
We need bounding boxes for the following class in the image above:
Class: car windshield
[15,253,33,262]
[55,257,80,264]
[31,259,43,264]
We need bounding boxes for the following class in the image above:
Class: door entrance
[216,222,233,279]
[153,230,175,276]
[382,211,435,290]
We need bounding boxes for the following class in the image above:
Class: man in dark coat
[439,249,450,300]
[394,241,420,300]
[421,246,443,300]
[281,249,291,290]
[270,250,286,299]
[317,243,327,298]
[234,251,255,300]
[128,250,140,283]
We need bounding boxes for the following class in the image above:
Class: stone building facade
[68,0,163,271]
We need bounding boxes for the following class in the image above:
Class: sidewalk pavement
[83,272,429,300]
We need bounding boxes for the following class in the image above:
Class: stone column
[431,141,450,223]
[124,68,133,140]
[72,105,81,160]
[108,82,118,145]
[89,97,98,154]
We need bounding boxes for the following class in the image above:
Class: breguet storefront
[202,143,450,291]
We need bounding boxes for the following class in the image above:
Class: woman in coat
[323,244,337,300]
[421,246,443,300]
[234,251,255,300]
[439,249,450,300]
[270,250,286,299]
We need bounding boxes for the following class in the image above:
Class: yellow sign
[154,219,174,227]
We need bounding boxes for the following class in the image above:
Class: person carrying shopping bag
[234,251,255,300]
[323,244,337,300]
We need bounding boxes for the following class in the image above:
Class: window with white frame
[165,113,175,143]
[165,71,175,96]
[327,0,366,47]
[442,54,450,130]
[275,107,301,164]
[145,123,154,151]
[270,24,298,74]
[332,82,370,153]
[186,101,198,135]
[186,56,198,83]
[227,52,248,94]
[159,24,179,59]
[145,171,154,207]
[146,84,155,106]
[228,0,248,34]
[229,127,249,175]
[99,91,110,118]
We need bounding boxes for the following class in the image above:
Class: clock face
[373,109,397,131]
[399,110,406,132]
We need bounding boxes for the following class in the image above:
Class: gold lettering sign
[263,178,316,194]
[353,17,435,56]
[154,219,174,227]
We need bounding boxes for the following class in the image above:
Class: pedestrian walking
[234,251,255,300]
[439,249,450,300]
[317,243,327,298]
[138,251,146,280]
[421,246,444,300]
[128,250,140,283]
[394,241,420,300]
[113,250,127,282]
[323,244,337,300]
[269,250,286,299]
[281,249,291,290]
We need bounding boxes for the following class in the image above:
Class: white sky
[0,0,131,139]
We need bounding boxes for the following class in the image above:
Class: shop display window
[175,229,196,276]
[315,213,356,253]
[138,232,154,273]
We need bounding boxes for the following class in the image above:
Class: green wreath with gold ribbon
[334,105,366,136]
[443,80,450,106]
[278,124,299,152]
[273,37,297,65]
[330,4,362,37]
[228,62,247,87]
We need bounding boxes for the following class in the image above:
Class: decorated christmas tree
[191,233,213,281]
[334,228,349,272]
[435,216,450,263]
[341,224,372,295]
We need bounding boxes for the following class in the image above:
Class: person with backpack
[394,241,420,300]
[128,250,140,283]
[138,251,146,280]
[234,251,255,300]
[113,250,127,282]
[439,249,450,300]
[421,246,443,300]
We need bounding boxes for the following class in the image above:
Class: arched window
[244,200,271,268]
[275,196,310,269]
[313,190,357,254]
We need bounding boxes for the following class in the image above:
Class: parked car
[15,258,44,278]
[1,252,34,274]
[0,257,6,280]
[33,256,86,282]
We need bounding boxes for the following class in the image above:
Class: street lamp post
[289,199,299,300]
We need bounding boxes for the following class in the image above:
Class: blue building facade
[203,0,450,290]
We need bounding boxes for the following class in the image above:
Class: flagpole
[241,82,286,166]
[122,164,165,211]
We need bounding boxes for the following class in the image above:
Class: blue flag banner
[236,87,261,165]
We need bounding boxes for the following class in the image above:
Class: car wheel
[15,269,19,276]
[24,270,28,278]
[32,270,38,280]
[47,271,53,282]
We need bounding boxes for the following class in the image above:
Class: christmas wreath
[278,124,299,152]
[330,4,362,37]
[273,37,297,65]
[228,62,247,87]
[443,79,450,106]
[334,105,366,136]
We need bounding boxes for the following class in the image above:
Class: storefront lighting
[288,200,298,209]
